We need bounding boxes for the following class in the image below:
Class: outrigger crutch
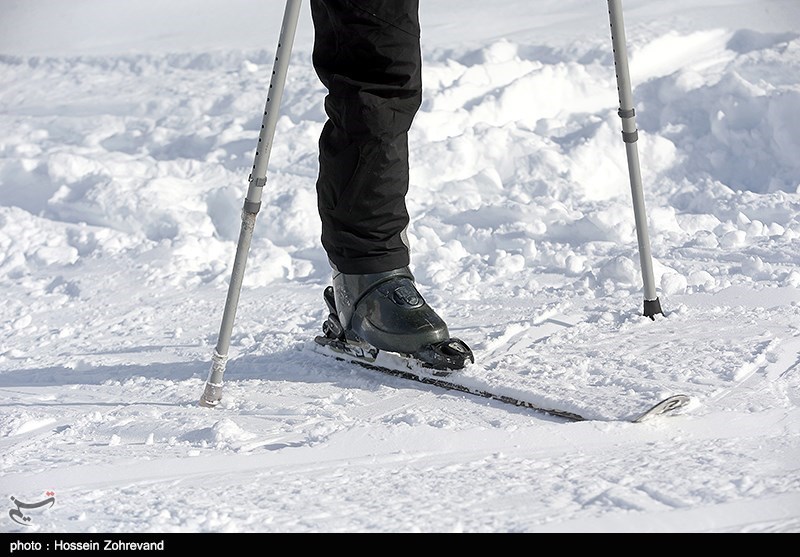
[200,0,303,407]
[606,0,663,319]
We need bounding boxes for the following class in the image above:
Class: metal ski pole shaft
[200,0,303,407]
[606,0,662,319]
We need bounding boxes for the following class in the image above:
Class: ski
[312,336,691,423]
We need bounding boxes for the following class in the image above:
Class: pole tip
[643,298,663,320]
[199,382,223,408]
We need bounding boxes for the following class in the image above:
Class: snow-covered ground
[1,0,799,533]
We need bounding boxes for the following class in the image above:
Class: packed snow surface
[1,0,799,533]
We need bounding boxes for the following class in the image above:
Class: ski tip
[633,394,692,423]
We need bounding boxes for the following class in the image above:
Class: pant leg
[311,0,422,274]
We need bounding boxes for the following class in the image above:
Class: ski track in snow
[1,0,800,533]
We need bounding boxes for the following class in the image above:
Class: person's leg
[311,1,472,368]
[311,0,421,275]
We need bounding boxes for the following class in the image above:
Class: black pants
[311,0,422,274]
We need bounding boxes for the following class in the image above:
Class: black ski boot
[318,267,473,373]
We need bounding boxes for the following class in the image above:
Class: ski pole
[605,0,663,319]
[200,0,303,407]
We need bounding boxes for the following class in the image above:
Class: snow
[1,0,799,533]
